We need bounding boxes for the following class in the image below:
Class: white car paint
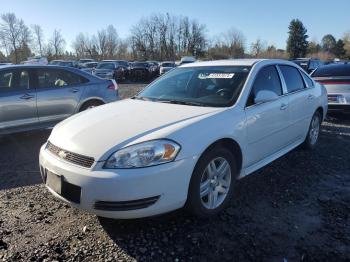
[39,59,328,219]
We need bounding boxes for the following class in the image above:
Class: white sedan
[39,59,328,219]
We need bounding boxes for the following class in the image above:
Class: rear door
[0,68,38,133]
[244,65,291,167]
[34,68,87,126]
[278,65,316,141]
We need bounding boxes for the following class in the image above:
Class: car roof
[179,59,264,67]
[312,63,350,77]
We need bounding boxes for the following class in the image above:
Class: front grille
[46,141,95,168]
[94,196,160,211]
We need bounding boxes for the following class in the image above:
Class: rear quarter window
[301,71,314,88]
[279,65,305,93]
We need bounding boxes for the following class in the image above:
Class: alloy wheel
[200,157,232,209]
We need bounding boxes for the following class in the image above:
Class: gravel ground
[1,84,350,262]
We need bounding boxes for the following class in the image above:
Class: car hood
[48,99,223,161]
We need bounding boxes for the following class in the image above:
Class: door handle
[308,94,315,100]
[69,88,79,93]
[20,94,34,100]
[280,103,288,110]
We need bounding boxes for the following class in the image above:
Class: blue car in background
[0,65,119,135]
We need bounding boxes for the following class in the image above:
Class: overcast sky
[1,0,349,51]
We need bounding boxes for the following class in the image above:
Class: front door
[244,65,291,168]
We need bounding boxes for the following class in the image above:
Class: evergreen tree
[286,19,309,58]
[333,39,346,58]
[321,34,336,52]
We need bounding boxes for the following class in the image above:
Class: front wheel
[303,111,321,150]
[186,146,237,218]
[79,100,104,112]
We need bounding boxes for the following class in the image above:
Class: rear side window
[279,65,305,93]
[36,69,87,88]
[247,65,282,106]
[0,70,29,92]
[301,71,314,88]
[312,65,350,77]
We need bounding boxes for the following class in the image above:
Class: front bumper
[39,144,197,219]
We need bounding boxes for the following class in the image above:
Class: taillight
[108,79,118,90]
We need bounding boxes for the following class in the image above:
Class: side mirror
[254,90,279,104]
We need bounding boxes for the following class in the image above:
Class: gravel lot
[1,83,350,262]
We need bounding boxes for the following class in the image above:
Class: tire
[186,146,237,218]
[302,111,321,150]
[79,100,104,112]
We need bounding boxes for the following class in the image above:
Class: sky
[1,0,349,51]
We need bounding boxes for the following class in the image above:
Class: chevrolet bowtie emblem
[58,150,67,159]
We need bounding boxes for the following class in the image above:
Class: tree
[333,39,346,58]
[72,33,94,58]
[0,13,32,63]
[106,25,119,58]
[343,31,350,58]
[31,24,44,56]
[0,50,6,61]
[250,38,266,57]
[321,34,336,53]
[129,13,207,60]
[307,40,321,54]
[49,29,65,59]
[209,28,246,59]
[286,19,308,58]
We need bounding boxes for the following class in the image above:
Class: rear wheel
[303,111,321,149]
[79,100,104,112]
[186,146,237,217]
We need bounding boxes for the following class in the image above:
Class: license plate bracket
[46,170,62,195]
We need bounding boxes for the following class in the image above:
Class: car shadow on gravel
[98,123,350,262]
[0,130,50,190]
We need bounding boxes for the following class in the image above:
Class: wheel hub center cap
[210,176,219,187]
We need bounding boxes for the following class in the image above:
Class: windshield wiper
[157,99,207,107]
[131,96,153,101]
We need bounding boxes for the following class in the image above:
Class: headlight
[104,139,181,169]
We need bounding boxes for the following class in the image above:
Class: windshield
[162,63,175,67]
[96,63,115,69]
[136,66,251,107]
[133,62,149,67]
[58,61,73,67]
[80,59,92,63]
[85,63,97,68]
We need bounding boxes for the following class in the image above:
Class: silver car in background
[311,63,350,113]
[159,61,176,75]
[0,65,119,135]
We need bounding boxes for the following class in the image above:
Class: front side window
[36,69,85,88]
[247,65,282,106]
[136,66,251,107]
[0,70,29,92]
[279,65,305,93]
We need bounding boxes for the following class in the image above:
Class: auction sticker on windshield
[198,73,235,79]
